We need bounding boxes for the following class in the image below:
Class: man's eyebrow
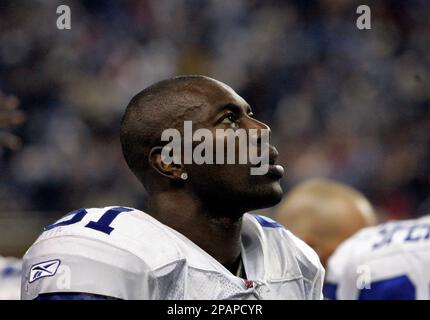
[219,103,253,115]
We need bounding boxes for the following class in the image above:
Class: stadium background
[0,0,429,257]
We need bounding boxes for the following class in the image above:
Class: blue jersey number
[44,207,134,235]
[325,275,417,300]
[358,275,416,300]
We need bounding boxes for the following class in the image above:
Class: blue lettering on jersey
[44,207,134,235]
[373,223,430,249]
[358,275,416,300]
[85,207,134,234]
[405,224,430,242]
[45,208,88,231]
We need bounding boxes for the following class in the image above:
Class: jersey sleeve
[310,263,325,300]
[282,228,326,300]
[296,237,326,300]
[21,235,159,300]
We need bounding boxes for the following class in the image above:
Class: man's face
[176,79,284,216]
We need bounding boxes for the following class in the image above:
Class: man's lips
[249,145,285,178]
[268,146,284,178]
[267,164,285,178]
[249,163,285,178]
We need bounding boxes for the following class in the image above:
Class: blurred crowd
[0,0,429,220]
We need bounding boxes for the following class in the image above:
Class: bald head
[274,179,377,267]
[120,75,239,191]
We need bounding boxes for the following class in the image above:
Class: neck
[147,190,244,268]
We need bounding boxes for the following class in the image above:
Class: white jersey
[0,256,22,300]
[21,206,324,300]
[325,215,430,300]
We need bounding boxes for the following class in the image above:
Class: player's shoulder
[26,206,184,270]
[22,206,184,299]
[334,215,430,258]
[327,222,386,274]
[247,214,322,266]
[327,216,430,279]
[244,214,324,281]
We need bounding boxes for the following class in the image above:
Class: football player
[274,179,377,269]
[21,76,325,300]
[0,257,22,300]
[325,215,430,299]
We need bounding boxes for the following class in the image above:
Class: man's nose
[244,115,271,130]
[245,117,272,142]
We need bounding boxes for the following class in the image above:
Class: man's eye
[221,113,238,125]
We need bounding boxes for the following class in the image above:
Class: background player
[274,178,377,268]
[0,91,25,300]
[325,162,430,300]
[325,214,430,299]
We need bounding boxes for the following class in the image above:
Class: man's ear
[149,146,184,180]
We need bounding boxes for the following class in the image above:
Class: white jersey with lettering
[0,256,22,300]
[325,215,430,300]
[21,206,324,300]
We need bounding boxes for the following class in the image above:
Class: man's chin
[245,182,284,211]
